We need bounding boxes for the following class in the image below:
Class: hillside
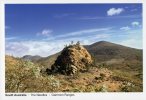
[85,41,142,72]
[22,55,42,62]
[85,41,142,62]
[37,52,61,69]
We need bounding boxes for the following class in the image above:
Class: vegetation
[5,56,61,92]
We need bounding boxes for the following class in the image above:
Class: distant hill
[22,55,42,62]
[36,52,61,68]
[85,41,142,62]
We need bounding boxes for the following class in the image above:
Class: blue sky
[5,4,142,57]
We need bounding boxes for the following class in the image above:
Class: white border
[0,0,146,100]
[4,0,144,4]
[0,0,5,100]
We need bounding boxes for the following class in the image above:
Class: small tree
[76,41,80,46]
[71,41,74,45]
[64,44,67,48]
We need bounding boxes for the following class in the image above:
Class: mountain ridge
[25,41,141,69]
[21,41,142,60]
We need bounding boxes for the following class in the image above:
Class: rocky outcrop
[47,42,93,75]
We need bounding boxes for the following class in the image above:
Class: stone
[48,43,93,75]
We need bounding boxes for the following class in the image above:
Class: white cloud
[119,22,140,32]
[107,8,124,16]
[37,29,53,36]
[119,28,142,49]
[6,41,58,57]
[6,31,111,57]
[78,15,141,20]
[56,28,111,38]
[6,37,17,41]
[120,39,142,49]
[6,42,29,56]
[120,26,131,31]
[131,21,139,26]
[43,27,111,41]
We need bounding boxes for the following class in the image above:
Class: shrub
[5,60,40,92]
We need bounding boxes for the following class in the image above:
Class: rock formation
[48,42,93,75]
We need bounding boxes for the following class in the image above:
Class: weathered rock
[48,43,93,75]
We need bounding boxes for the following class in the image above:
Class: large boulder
[48,43,93,75]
